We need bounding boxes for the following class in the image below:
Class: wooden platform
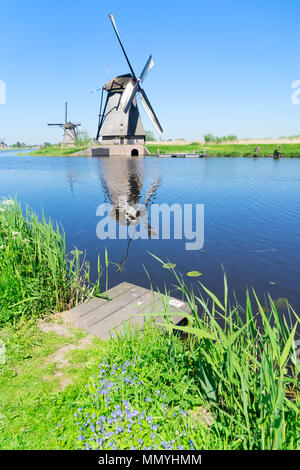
[67,282,190,339]
[157,153,206,158]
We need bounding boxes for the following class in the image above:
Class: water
[1,150,300,313]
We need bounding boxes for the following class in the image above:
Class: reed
[0,198,100,325]
[145,256,300,449]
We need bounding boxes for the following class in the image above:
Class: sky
[1,0,300,144]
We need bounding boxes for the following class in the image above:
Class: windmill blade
[140,55,154,83]
[124,81,140,113]
[139,88,163,135]
[109,14,137,80]
[120,80,135,110]
[121,56,155,112]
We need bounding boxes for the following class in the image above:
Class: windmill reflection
[99,157,160,272]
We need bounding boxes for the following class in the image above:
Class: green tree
[145,130,155,141]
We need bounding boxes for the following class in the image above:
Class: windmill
[95,14,163,153]
[0,138,7,149]
[48,102,81,145]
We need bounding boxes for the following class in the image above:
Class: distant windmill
[48,102,81,145]
[96,14,163,149]
[0,138,7,149]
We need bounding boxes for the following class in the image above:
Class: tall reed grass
[145,256,300,449]
[0,198,100,325]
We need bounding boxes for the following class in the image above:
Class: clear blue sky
[1,0,300,144]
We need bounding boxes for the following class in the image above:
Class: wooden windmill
[0,138,7,149]
[95,14,163,151]
[48,102,81,145]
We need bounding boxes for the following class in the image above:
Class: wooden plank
[91,291,189,339]
[67,282,191,339]
[74,284,147,330]
[69,282,133,322]
[90,290,157,339]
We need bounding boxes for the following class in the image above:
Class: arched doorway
[131,149,139,156]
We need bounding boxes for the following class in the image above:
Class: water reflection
[98,157,160,271]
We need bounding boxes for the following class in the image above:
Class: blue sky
[1,0,300,144]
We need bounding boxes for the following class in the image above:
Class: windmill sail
[140,55,154,83]
[121,55,155,113]
[120,80,135,110]
[139,89,163,135]
[108,14,136,80]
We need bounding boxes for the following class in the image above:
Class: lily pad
[187,271,202,277]
[162,262,176,269]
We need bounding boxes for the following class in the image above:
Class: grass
[0,320,106,449]
[0,319,220,450]
[29,144,90,156]
[146,143,300,157]
[1,284,299,449]
[0,198,100,326]
[146,258,300,449]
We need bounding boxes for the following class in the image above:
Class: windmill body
[94,14,163,157]
[0,138,7,149]
[48,103,80,145]
[100,75,145,145]
[63,121,79,144]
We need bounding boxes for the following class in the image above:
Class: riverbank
[147,143,300,157]
[26,143,300,158]
[29,145,89,156]
[0,199,299,450]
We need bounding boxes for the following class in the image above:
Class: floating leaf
[162,262,176,269]
[268,281,276,285]
[275,297,288,311]
[187,271,202,277]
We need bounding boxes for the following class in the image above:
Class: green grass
[0,319,221,450]
[29,145,89,156]
[146,143,300,157]
[145,258,300,449]
[0,320,106,449]
[1,284,299,450]
[0,198,100,326]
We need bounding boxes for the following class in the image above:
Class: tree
[145,130,155,141]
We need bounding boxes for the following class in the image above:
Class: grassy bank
[29,145,89,157]
[146,143,300,157]
[0,201,299,449]
[25,142,300,158]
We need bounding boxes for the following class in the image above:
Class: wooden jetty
[67,282,190,339]
[156,149,206,158]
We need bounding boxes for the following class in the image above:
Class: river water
[1,150,299,314]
